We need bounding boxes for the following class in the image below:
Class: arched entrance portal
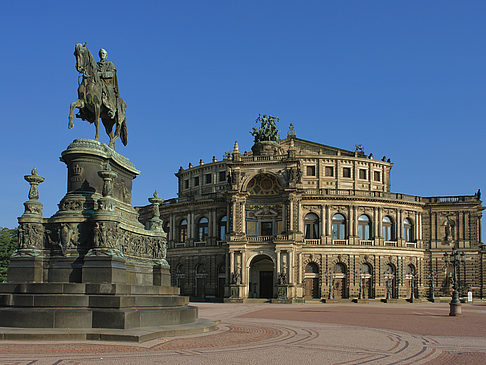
[333,263,347,299]
[406,264,417,299]
[304,262,320,299]
[249,255,274,298]
[360,263,373,299]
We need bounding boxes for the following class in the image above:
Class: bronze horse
[68,43,127,149]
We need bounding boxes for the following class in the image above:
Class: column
[225,251,229,283]
[212,209,217,238]
[396,209,401,244]
[276,250,281,274]
[418,212,422,241]
[458,212,463,246]
[169,214,174,242]
[326,205,332,242]
[298,252,302,284]
[187,212,192,239]
[230,251,234,276]
[289,250,294,284]
[242,199,246,234]
[431,212,436,248]
[289,198,294,232]
[378,208,383,243]
[320,205,326,240]
[298,200,303,233]
[241,251,246,284]
[347,206,352,238]
[231,199,237,233]
[353,206,358,239]
[282,200,287,233]
[373,207,378,241]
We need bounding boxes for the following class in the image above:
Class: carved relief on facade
[59,197,85,212]
[114,178,131,203]
[70,163,84,183]
[18,223,44,250]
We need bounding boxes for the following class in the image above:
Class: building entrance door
[196,278,205,298]
[361,277,371,299]
[259,271,273,298]
[249,255,275,299]
[333,277,345,299]
[305,278,320,299]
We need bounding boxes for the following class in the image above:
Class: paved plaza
[0,302,485,364]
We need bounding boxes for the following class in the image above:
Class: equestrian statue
[68,42,127,149]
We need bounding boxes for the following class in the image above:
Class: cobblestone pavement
[0,302,485,364]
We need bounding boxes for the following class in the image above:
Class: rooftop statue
[68,43,127,149]
[250,114,280,143]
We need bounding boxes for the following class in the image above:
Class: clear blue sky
[0,1,484,239]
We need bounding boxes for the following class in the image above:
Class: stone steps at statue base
[0,305,198,329]
[0,318,218,343]
[0,283,179,296]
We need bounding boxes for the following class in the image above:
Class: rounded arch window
[406,264,416,276]
[358,214,372,240]
[305,262,319,274]
[198,217,209,241]
[332,214,346,240]
[218,216,227,241]
[382,216,394,241]
[196,264,207,275]
[360,263,372,275]
[384,264,395,276]
[333,263,346,274]
[304,213,319,239]
[403,218,413,242]
[178,219,188,242]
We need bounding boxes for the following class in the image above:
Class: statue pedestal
[7,253,44,283]
[0,139,215,342]
[82,251,127,284]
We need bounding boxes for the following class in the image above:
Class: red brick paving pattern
[425,351,486,365]
[0,325,282,354]
[1,303,486,364]
[237,304,486,337]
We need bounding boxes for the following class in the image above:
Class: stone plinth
[0,139,215,342]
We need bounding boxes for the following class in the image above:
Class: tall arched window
[382,216,394,241]
[198,217,209,241]
[403,218,413,242]
[358,215,371,240]
[304,213,319,239]
[218,216,227,241]
[332,214,346,240]
[178,219,187,242]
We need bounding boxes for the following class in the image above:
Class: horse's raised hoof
[68,119,73,129]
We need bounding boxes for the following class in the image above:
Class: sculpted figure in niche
[443,216,455,244]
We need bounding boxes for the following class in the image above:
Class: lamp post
[426,270,436,302]
[444,245,466,316]
[409,272,417,303]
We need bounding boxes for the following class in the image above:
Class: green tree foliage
[0,227,18,282]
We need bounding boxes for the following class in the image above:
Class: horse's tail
[120,117,128,146]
